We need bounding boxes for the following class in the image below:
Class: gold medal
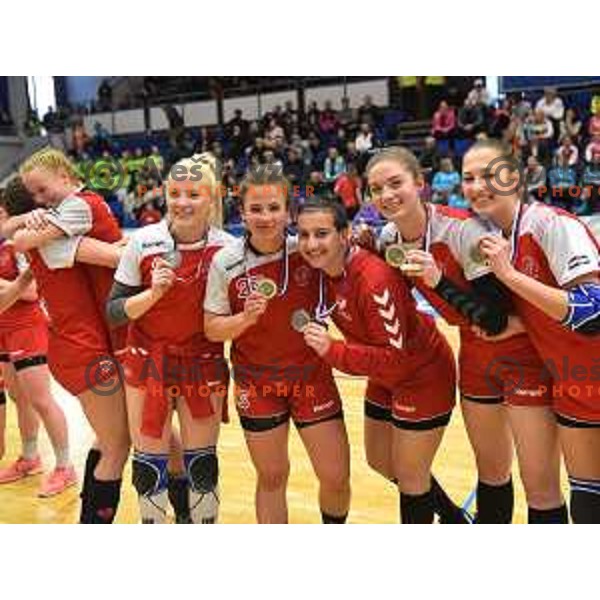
[385,244,406,268]
[256,278,278,299]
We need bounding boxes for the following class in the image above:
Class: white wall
[78,79,390,136]
[183,101,218,127]
[259,91,296,115]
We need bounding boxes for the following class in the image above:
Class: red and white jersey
[204,235,322,368]
[27,190,123,352]
[461,202,600,391]
[379,204,469,328]
[0,240,44,331]
[323,247,450,389]
[380,204,534,357]
[115,220,233,354]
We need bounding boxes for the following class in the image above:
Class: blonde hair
[165,152,223,228]
[366,146,421,181]
[20,147,80,183]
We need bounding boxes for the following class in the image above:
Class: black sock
[570,478,600,524]
[431,476,470,524]
[475,479,514,524]
[528,504,569,524]
[79,448,102,523]
[400,490,434,524]
[321,511,348,524]
[168,474,191,524]
[80,476,122,524]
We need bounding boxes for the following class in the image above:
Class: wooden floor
[0,324,550,524]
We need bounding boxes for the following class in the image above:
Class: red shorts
[552,383,600,426]
[123,346,230,438]
[47,335,118,397]
[0,314,48,365]
[232,360,342,430]
[459,338,552,407]
[365,341,456,430]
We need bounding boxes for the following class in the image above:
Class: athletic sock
[528,504,569,524]
[321,511,348,524]
[400,489,435,524]
[475,479,514,524]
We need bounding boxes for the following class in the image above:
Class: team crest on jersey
[293,265,312,287]
[521,256,540,278]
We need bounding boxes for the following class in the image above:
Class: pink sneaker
[0,456,44,483]
[38,465,78,498]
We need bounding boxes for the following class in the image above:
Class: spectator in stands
[458,96,484,139]
[335,127,348,152]
[98,79,113,112]
[526,155,547,202]
[555,136,579,167]
[281,101,297,138]
[265,117,285,146]
[306,131,325,172]
[283,147,306,187]
[526,109,554,164]
[228,108,249,137]
[536,87,564,143]
[42,106,66,151]
[229,124,246,163]
[319,101,339,136]
[582,149,600,212]
[512,93,533,120]
[338,97,356,132]
[358,95,379,127]
[247,136,267,165]
[431,101,456,142]
[560,107,583,144]
[585,135,600,163]
[355,123,374,154]
[323,147,347,184]
[489,98,513,139]
[431,157,460,204]
[306,101,320,131]
[419,136,441,182]
[467,78,491,107]
[345,140,359,168]
[588,104,600,138]
[548,153,577,211]
[149,145,165,176]
[138,201,163,227]
[334,163,362,220]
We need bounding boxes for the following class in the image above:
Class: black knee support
[184,447,219,494]
[132,452,168,497]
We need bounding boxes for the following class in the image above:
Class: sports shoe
[38,465,78,498]
[0,456,44,483]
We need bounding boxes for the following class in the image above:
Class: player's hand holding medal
[242,277,277,326]
[477,235,514,281]
[151,256,176,299]
[302,320,332,358]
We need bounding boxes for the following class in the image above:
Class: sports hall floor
[0,324,565,524]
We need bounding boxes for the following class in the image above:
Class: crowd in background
[14,78,600,229]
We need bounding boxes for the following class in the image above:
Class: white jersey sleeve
[44,195,93,237]
[114,235,143,287]
[204,247,233,316]
[541,214,600,286]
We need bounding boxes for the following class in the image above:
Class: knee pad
[132,452,169,497]
[184,447,219,524]
[569,477,600,524]
[184,447,219,494]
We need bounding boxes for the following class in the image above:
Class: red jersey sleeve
[325,263,411,382]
